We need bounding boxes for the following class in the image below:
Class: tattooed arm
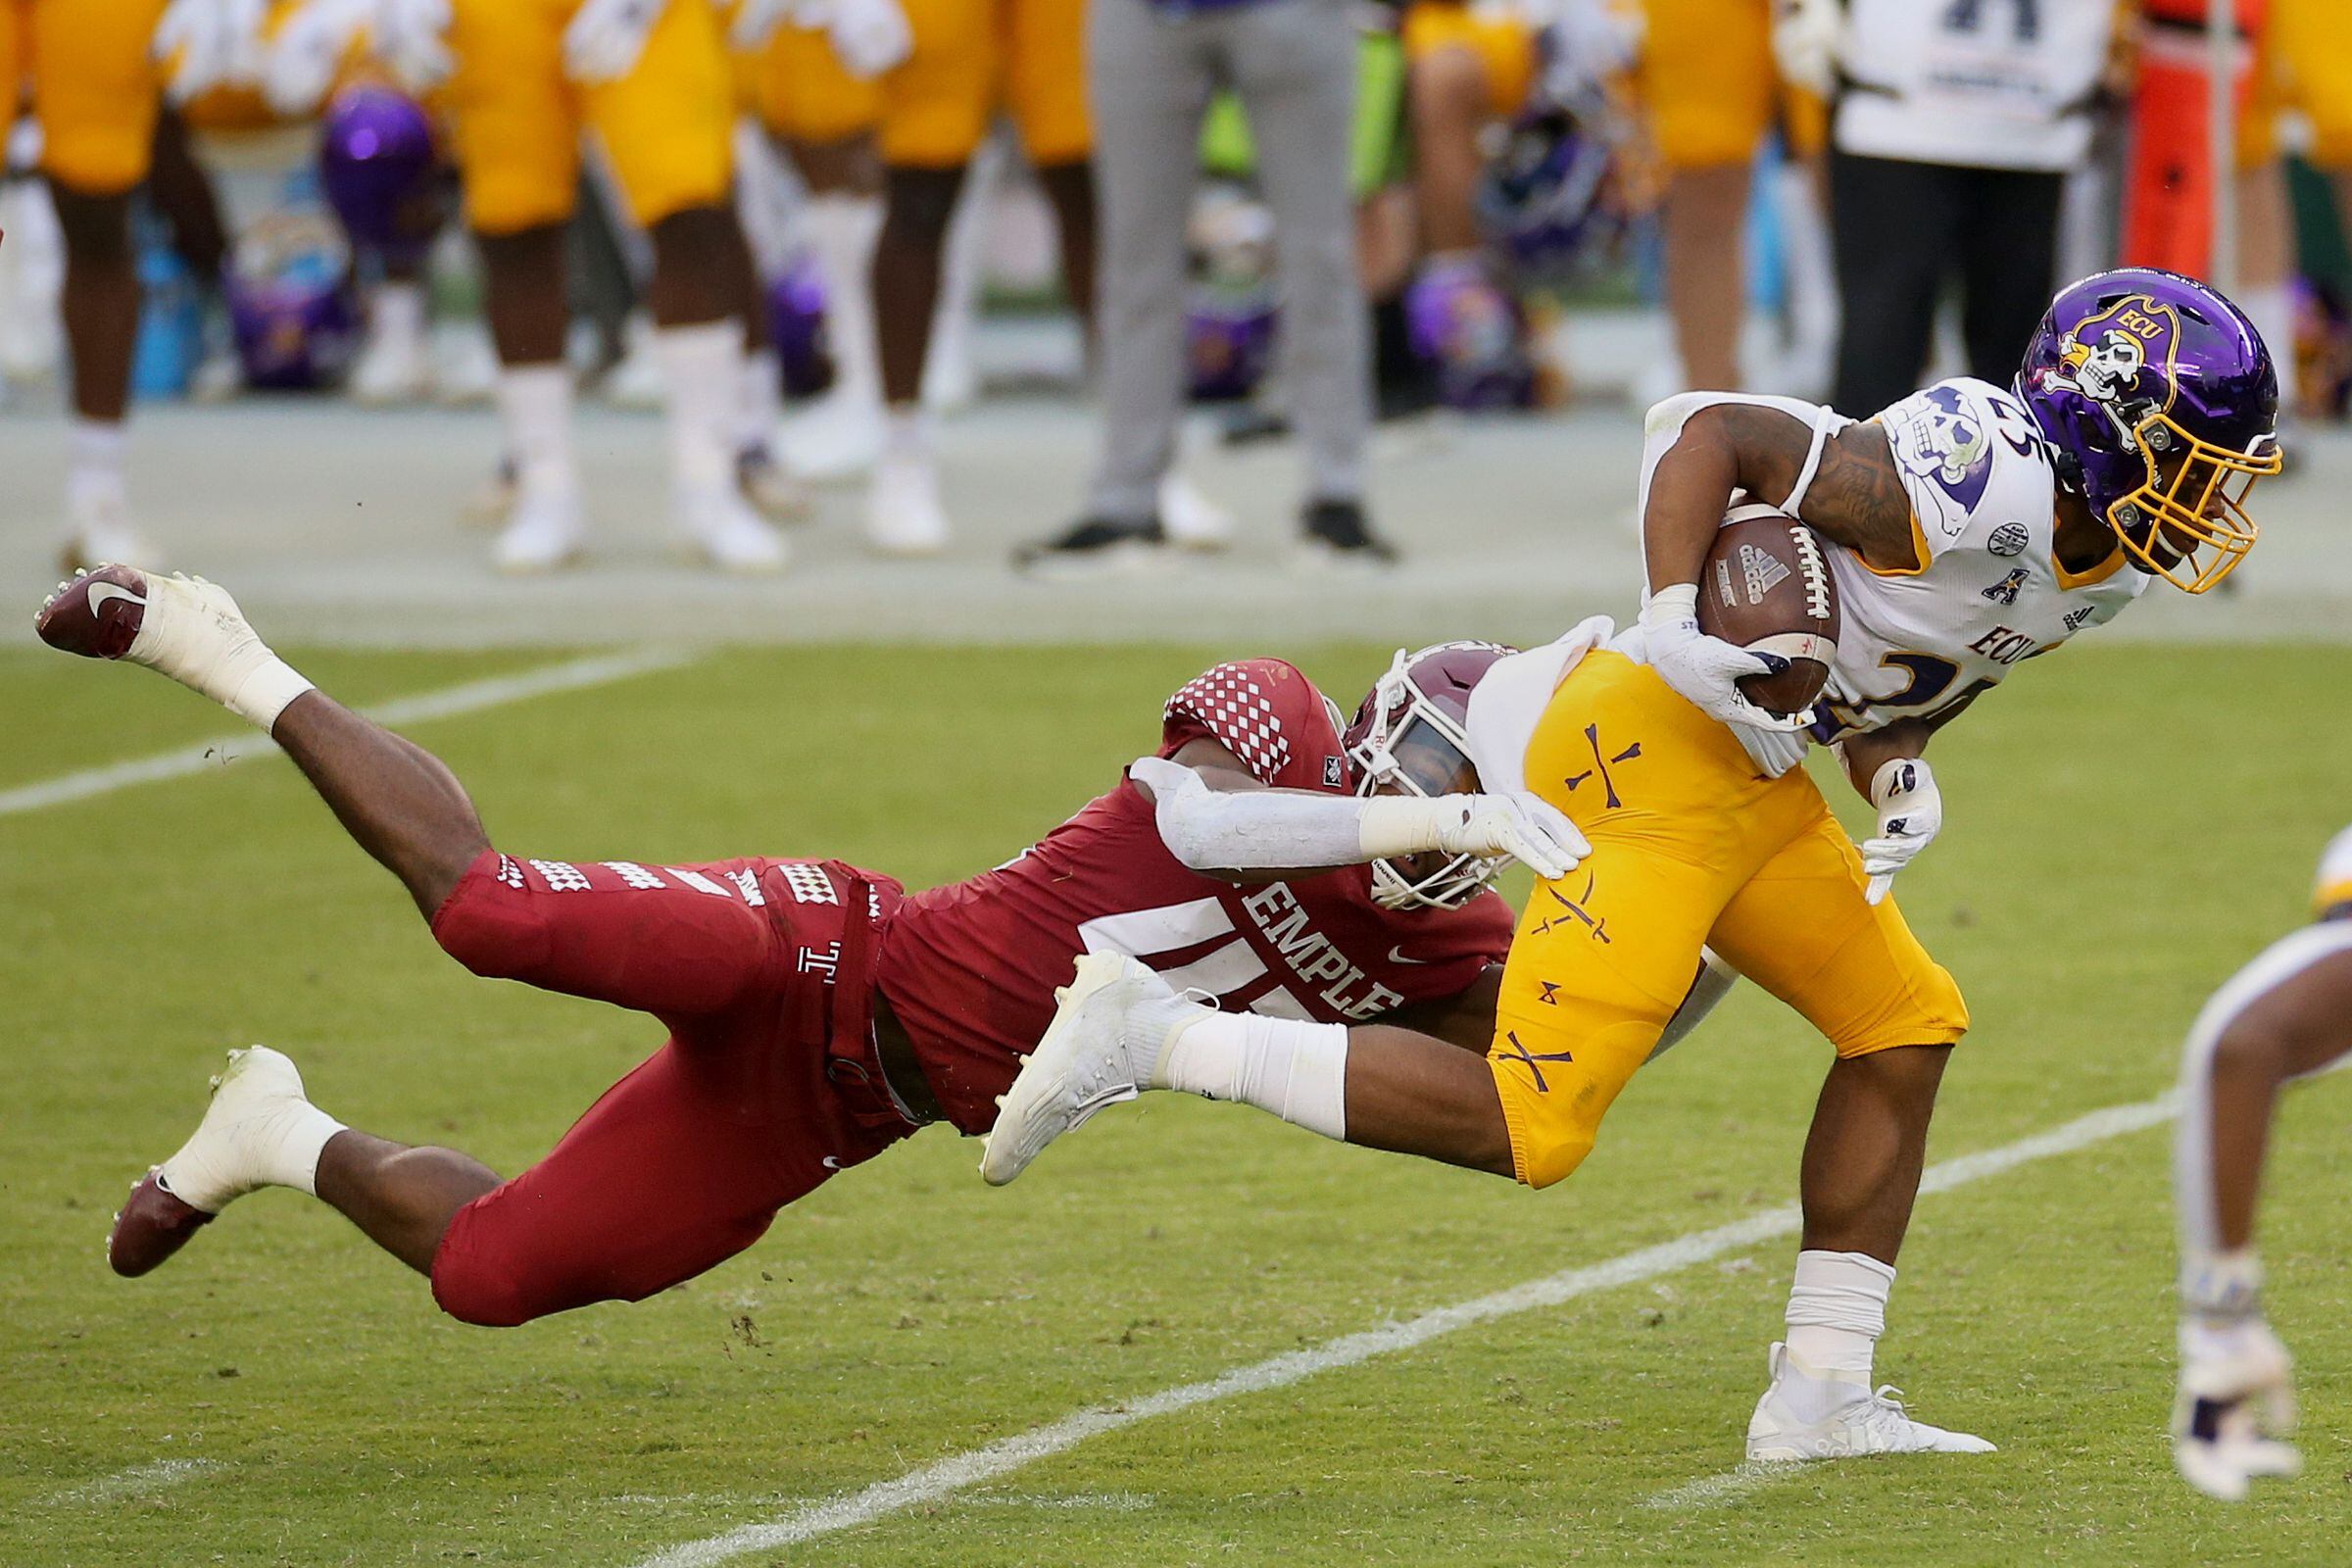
[1640,399,1923,591]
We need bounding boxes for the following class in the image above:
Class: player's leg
[1707,808,1984,1459]
[590,0,786,570]
[34,0,170,567]
[446,0,588,570]
[1232,0,1383,558]
[1952,165,2063,392]
[758,23,890,481]
[1012,0,1205,569]
[1010,0,1096,341]
[2170,918,2352,1497]
[1637,0,1772,392]
[1827,150,1956,417]
[862,0,991,553]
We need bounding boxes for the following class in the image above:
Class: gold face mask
[2106,410,2282,594]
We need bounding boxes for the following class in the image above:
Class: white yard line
[44,1458,226,1506]
[1641,1460,1802,1512]
[632,1090,2183,1568]
[0,648,696,818]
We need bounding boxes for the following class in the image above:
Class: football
[1695,507,1840,716]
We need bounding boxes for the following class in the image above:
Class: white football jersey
[1805,377,2148,743]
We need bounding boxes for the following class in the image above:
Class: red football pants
[422,852,904,1327]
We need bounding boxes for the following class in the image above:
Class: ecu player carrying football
[993,267,2285,1460]
[32,569,1711,1335]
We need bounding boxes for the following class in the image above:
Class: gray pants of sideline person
[1085,0,1367,524]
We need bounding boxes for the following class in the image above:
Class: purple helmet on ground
[1476,99,1629,286]
[1405,256,1534,411]
[1343,640,1520,909]
[1187,283,1276,401]
[318,84,443,269]
[2015,268,2284,593]
[766,255,835,399]
[226,207,359,391]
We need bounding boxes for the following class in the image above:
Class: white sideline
[631,1090,2182,1568]
[0,648,696,818]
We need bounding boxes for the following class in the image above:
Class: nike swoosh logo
[86,582,147,619]
[1388,946,1434,965]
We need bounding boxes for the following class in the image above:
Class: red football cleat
[109,1168,217,1278]
[35,564,151,661]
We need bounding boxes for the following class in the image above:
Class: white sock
[654,319,743,496]
[1785,1249,1895,1390]
[740,345,782,452]
[807,193,884,412]
[68,416,128,514]
[884,404,931,462]
[493,363,578,503]
[926,151,994,400]
[1155,1010,1349,1141]
[369,280,427,348]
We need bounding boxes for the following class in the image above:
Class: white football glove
[1432,792,1590,883]
[153,0,268,105]
[1771,0,1842,99]
[261,0,374,115]
[376,0,455,91]
[2175,1315,2301,1501]
[563,0,666,84]
[1860,756,1940,905]
[1638,582,1813,736]
[824,0,911,78]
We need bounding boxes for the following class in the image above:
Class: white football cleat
[675,485,789,574]
[1745,1344,1996,1461]
[349,317,431,405]
[777,390,886,485]
[2175,1318,2302,1500]
[1158,473,1233,553]
[60,489,165,574]
[865,442,951,558]
[980,952,1196,1186]
[491,488,586,573]
[109,1046,341,1277]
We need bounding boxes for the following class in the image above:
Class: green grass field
[4,638,2348,1568]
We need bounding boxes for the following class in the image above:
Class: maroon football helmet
[1344,640,1519,909]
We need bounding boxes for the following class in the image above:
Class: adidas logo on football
[1738,543,1791,604]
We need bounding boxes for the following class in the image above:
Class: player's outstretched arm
[1132,742,1585,886]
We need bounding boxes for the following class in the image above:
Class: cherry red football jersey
[876,660,1515,1133]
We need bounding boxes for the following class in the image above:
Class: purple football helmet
[226,209,359,390]
[1187,283,1277,402]
[1476,99,1630,286]
[766,255,835,399]
[318,84,443,270]
[1405,256,1534,411]
[2015,268,2283,593]
[1343,640,1520,909]
[227,270,360,391]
